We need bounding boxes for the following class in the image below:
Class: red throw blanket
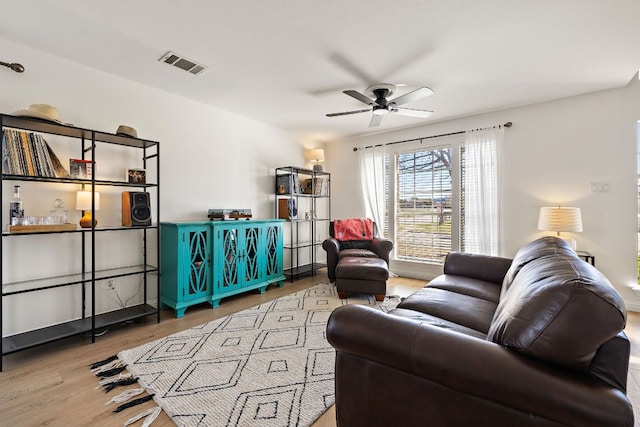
[334,218,373,241]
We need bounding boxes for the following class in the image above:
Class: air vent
[158,51,206,75]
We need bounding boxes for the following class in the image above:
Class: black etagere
[275,166,330,281]
[0,114,160,371]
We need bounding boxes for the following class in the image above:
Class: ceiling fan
[326,83,434,127]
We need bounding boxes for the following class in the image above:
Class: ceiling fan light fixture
[327,84,434,125]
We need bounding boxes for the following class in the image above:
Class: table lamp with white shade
[76,191,100,228]
[537,206,583,250]
[308,148,325,172]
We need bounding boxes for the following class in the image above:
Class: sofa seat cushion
[427,274,501,303]
[390,308,487,339]
[488,254,627,371]
[398,287,497,334]
[338,248,379,259]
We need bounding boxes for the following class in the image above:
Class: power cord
[105,278,143,308]
[85,327,109,338]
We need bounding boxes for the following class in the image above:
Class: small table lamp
[308,148,325,172]
[76,191,100,228]
[537,206,583,250]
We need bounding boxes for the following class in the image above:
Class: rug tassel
[92,359,125,375]
[123,406,161,427]
[97,366,127,378]
[104,377,139,392]
[88,354,118,370]
[113,394,155,413]
[96,373,133,389]
[106,388,146,405]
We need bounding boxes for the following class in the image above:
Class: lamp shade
[308,148,325,163]
[76,191,100,211]
[537,206,582,233]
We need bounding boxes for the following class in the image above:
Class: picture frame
[127,168,146,184]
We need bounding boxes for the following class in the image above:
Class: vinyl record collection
[2,129,68,177]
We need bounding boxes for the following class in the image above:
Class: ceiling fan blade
[329,53,375,86]
[392,107,434,118]
[343,90,376,105]
[389,87,434,106]
[326,109,371,117]
[369,114,383,127]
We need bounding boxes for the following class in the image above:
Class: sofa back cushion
[487,254,627,372]
[500,236,574,300]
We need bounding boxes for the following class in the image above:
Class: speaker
[122,191,152,226]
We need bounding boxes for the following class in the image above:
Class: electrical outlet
[106,279,115,290]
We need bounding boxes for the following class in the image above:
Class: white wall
[0,38,309,335]
[328,74,640,311]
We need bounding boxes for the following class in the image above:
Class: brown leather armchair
[322,220,393,300]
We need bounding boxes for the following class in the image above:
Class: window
[386,138,463,264]
[371,128,500,263]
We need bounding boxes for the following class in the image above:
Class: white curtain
[464,127,504,255]
[357,145,387,236]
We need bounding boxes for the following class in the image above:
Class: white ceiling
[2,0,639,142]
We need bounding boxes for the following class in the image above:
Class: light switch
[590,182,610,193]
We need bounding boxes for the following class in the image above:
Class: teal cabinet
[160,223,212,318]
[161,220,285,317]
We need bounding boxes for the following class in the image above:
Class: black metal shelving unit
[275,166,330,281]
[0,114,160,371]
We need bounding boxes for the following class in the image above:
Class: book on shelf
[1,129,68,177]
[277,199,297,220]
[302,177,326,195]
[69,159,94,179]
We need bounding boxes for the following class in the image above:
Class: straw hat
[116,125,138,138]
[12,104,63,123]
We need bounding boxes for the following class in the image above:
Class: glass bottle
[9,185,24,225]
[49,198,69,224]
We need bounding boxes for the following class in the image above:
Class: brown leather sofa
[326,236,634,426]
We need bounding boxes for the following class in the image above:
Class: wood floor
[0,272,638,426]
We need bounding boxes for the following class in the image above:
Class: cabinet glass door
[265,223,283,280]
[218,227,242,291]
[184,228,210,301]
[243,225,261,287]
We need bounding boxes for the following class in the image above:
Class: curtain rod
[352,121,512,152]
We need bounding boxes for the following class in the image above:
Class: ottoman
[335,256,389,301]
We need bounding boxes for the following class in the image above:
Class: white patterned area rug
[115,283,399,427]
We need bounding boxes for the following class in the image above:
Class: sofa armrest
[369,237,393,266]
[443,251,512,285]
[322,237,341,281]
[327,304,633,427]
